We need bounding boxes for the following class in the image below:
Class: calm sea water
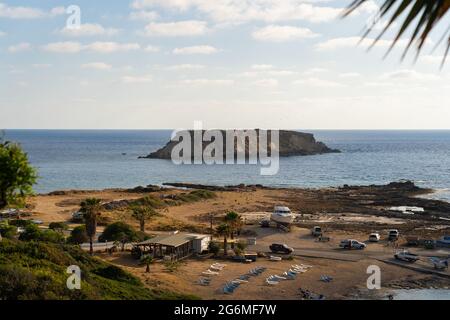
[3,130,450,200]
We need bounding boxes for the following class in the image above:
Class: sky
[0,0,449,130]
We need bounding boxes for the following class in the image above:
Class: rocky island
[140,130,340,160]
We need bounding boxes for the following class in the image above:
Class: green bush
[208,241,220,256]
[0,221,17,239]
[98,222,141,243]
[18,224,64,243]
[49,222,68,232]
[9,219,33,228]
[67,225,88,244]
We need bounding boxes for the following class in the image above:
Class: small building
[133,232,211,261]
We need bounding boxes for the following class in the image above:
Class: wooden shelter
[134,233,210,261]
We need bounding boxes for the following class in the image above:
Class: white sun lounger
[202,270,219,276]
[270,256,282,261]
[266,279,279,285]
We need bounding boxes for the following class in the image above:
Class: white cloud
[50,6,66,16]
[131,0,342,24]
[144,45,160,52]
[173,45,218,55]
[293,77,345,88]
[129,10,159,20]
[181,78,234,86]
[315,36,415,51]
[0,3,64,19]
[8,42,31,53]
[251,64,274,70]
[32,64,52,68]
[85,42,141,53]
[167,64,205,70]
[0,30,6,37]
[339,72,361,79]
[381,69,441,81]
[42,42,140,53]
[122,75,152,83]
[59,23,119,37]
[252,25,319,42]
[144,20,209,36]
[253,78,279,87]
[419,55,446,65]
[0,3,44,19]
[82,62,112,70]
[42,42,83,53]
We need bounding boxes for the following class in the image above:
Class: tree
[344,1,450,65]
[80,198,102,255]
[49,222,68,233]
[131,205,159,232]
[140,255,154,273]
[0,139,37,209]
[216,223,231,256]
[67,225,89,244]
[224,211,243,248]
[98,222,140,251]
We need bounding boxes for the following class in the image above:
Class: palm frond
[344,0,450,66]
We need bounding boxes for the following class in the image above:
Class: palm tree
[344,0,450,65]
[131,205,159,232]
[216,223,231,256]
[80,198,102,255]
[140,255,154,273]
[224,211,243,248]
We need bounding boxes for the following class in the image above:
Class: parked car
[388,229,399,241]
[72,211,85,221]
[311,226,322,237]
[394,250,420,263]
[269,243,294,254]
[369,233,381,242]
[339,239,367,250]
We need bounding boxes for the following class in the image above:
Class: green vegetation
[0,239,196,300]
[80,198,102,255]
[208,241,220,256]
[216,223,231,256]
[19,224,65,244]
[0,221,17,239]
[49,222,69,233]
[131,205,159,232]
[67,225,89,244]
[345,1,450,64]
[0,139,37,209]
[98,222,148,251]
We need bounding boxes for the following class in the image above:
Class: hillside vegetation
[0,239,197,300]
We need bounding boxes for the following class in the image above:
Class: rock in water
[140,130,340,160]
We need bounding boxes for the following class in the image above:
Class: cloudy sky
[1,0,449,130]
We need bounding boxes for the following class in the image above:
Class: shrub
[0,222,17,239]
[9,219,33,228]
[98,222,140,243]
[49,222,68,232]
[67,225,88,244]
[18,224,64,243]
[208,241,220,256]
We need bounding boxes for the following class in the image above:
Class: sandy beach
[21,182,450,300]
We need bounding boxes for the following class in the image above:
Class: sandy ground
[26,187,450,300]
[99,251,428,300]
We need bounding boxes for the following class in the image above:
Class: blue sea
[3,130,450,201]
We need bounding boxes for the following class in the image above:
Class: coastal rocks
[140,130,340,160]
[126,185,162,193]
[162,183,266,192]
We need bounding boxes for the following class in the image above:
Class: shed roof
[136,233,209,248]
